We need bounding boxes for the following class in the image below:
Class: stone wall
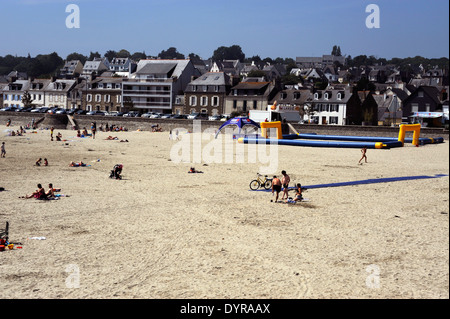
[1,111,448,139]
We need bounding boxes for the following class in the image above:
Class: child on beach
[44,158,48,166]
[36,158,42,166]
[1,142,5,158]
[359,147,368,165]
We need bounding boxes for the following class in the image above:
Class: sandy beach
[0,124,448,299]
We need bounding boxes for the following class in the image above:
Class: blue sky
[2,0,449,60]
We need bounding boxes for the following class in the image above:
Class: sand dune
[0,125,448,299]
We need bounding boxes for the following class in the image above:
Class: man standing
[281,170,290,200]
[271,175,282,203]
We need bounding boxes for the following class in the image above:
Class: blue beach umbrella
[214,117,260,139]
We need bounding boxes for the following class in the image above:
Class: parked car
[187,112,200,119]
[123,111,140,117]
[113,112,125,117]
[106,111,118,116]
[141,112,155,118]
[30,107,42,113]
[208,115,221,121]
[150,113,162,119]
[160,114,172,119]
[47,107,59,114]
[67,108,79,115]
[39,107,50,113]
[19,107,33,112]
[0,106,16,112]
[188,112,208,120]
[86,110,106,116]
[75,109,87,115]
[56,109,67,114]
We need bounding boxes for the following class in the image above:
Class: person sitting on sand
[271,176,282,202]
[77,130,81,138]
[22,184,47,199]
[44,158,48,166]
[45,183,55,198]
[36,158,42,166]
[287,183,304,203]
[56,132,62,141]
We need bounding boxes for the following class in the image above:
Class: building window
[233,100,237,109]
[329,116,338,124]
[212,96,219,107]
[104,94,111,103]
[190,96,197,106]
[411,103,419,113]
[337,93,341,100]
[192,85,197,92]
[314,93,318,100]
[200,96,208,106]
[95,94,101,102]
[253,100,257,109]
[418,91,424,98]
[87,94,92,102]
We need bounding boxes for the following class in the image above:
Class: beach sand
[0,125,448,299]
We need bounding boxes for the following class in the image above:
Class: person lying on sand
[188,167,203,173]
[105,136,118,140]
[69,161,86,167]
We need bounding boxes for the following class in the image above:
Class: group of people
[21,183,60,200]
[271,170,305,203]
[35,158,48,166]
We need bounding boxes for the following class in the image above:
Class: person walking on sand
[271,175,282,202]
[1,142,5,158]
[50,126,54,141]
[359,147,368,165]
[281,170,290,200]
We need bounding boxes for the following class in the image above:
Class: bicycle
[249,173,273,190]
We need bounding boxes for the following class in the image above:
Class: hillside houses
[1,51,448,127]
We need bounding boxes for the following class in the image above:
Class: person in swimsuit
[23,184,46,199]
[359,147,368,165]
[281,170,290,200]
[272,175,282,202]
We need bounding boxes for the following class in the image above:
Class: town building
[184,72,231,116]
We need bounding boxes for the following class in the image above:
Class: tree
[131,51,147,61]
[281,73,302,86]
[66,52,87,64]
[88,51,101,60]
[188,53,202,64]
[211,45,245,62]
[332,45,342,56]
[117,49,131,58]
[247,70,267,78]
[21,91,34,108]
[158,47,185,59]
[104,50,117,61]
